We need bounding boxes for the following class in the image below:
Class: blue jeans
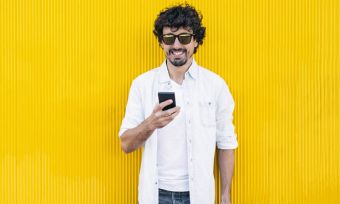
[158,188,190,204]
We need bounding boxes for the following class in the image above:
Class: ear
[194,40,198,48]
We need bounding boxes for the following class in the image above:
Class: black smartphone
[158,92,176,111]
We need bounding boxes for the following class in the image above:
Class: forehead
[162,26,193,35]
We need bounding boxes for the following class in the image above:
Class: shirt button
[155,182,157,185]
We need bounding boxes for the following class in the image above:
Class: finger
[168,106,180,115]
[161,111,180,125]
[161,108,181,120]
[160,106,180,117]
[161,110,179,121]
[154,106,179,119]
[168,109,180,119]
[156,99,173,111]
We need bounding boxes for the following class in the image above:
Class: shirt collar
[159,58,198,83]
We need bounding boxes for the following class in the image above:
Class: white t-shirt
[157,79,189,192]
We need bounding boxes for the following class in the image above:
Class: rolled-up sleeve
[118,79,145,137]
[215,79,238,149]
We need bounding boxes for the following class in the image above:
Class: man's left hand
[221,193,231,204]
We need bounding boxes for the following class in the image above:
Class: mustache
[169,48,187,53]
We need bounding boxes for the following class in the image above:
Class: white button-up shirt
[119,59,238,204]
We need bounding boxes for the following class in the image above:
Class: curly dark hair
[153,4,206,54]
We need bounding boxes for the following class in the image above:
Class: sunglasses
[161,33,195,45]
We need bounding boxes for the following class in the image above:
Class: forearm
[120,118,155,154]
[218,149,235,194]
[120,100,180,154]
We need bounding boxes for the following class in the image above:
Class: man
[119,4,238,204]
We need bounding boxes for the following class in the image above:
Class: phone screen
[158,92,176,111]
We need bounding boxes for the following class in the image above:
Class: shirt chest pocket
[199,100,216,127]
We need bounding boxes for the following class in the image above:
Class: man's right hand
[120,99,180,154]
[146,99,181,130]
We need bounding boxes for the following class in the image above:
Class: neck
[166,58,193,85]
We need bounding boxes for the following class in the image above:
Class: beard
[167,48,188,67]
[170,58,187,67]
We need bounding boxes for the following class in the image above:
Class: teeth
[172,51,184,56]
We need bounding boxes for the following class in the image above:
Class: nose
[172,37,182,48]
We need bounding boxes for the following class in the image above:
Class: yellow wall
[1,0,339,203]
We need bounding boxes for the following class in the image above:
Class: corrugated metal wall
[1,0,339,203]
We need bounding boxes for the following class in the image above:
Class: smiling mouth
[170,49,186,57]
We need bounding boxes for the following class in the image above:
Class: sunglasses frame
[161,33,196,45]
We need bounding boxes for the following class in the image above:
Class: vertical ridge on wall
[0,0,339,203]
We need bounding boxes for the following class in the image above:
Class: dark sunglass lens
[162,36,175,45]
[178,35,192,44]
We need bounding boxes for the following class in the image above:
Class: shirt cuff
[216,134,238,149]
